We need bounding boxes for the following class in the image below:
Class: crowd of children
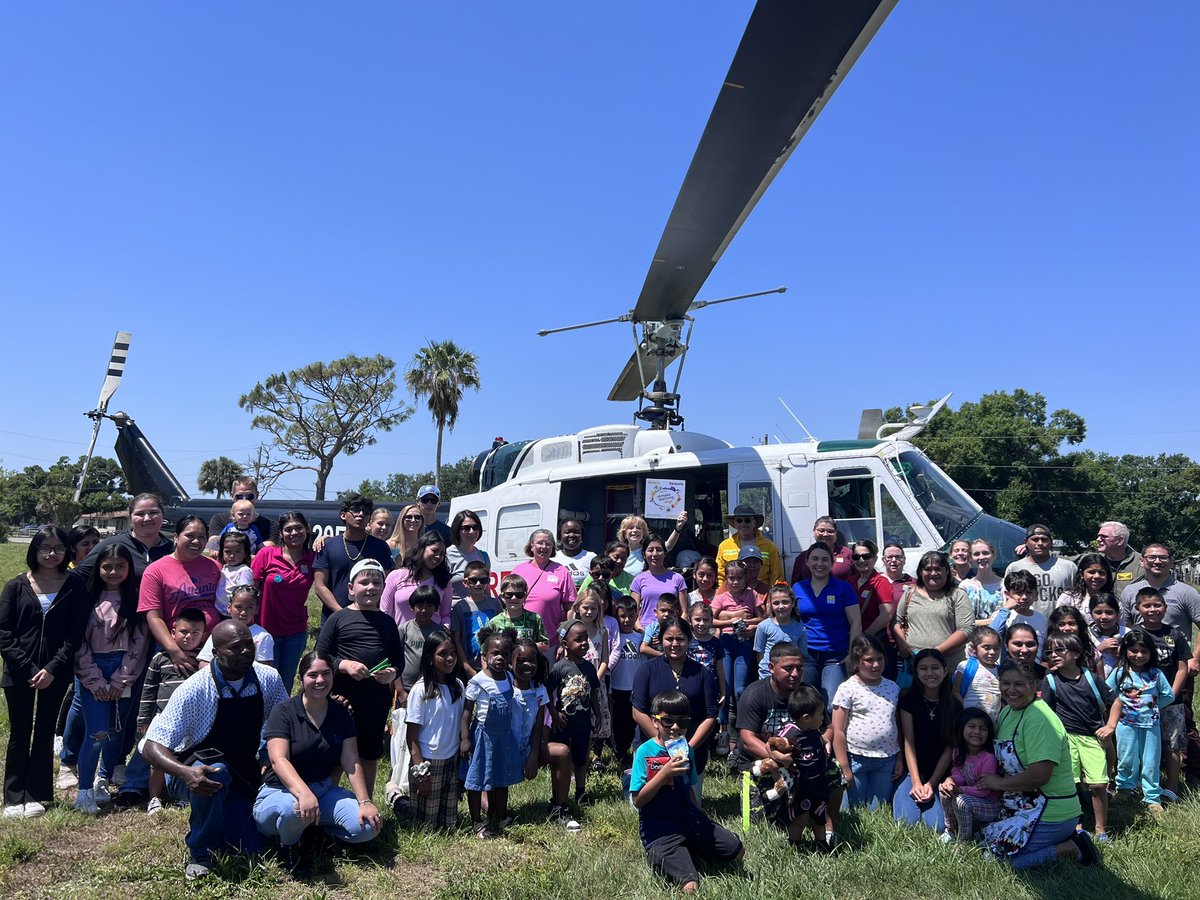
[3,502,1199,891]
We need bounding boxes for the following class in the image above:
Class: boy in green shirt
[488,573,549,653]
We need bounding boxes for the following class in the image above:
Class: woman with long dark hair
[252,511,317,693]
[381,531,453,627]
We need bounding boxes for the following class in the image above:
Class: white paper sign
[644,478,686,519]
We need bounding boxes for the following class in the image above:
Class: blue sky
[2,2,1196,501]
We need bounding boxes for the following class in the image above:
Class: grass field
[1,543,1199,899]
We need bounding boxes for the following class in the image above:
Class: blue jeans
[1008,816,1080,869]
[1116,722,1163,804]
[719,634,755,725]
[844,752,897,810]
[77,652,134,788]
[167,762,262,864]
[803,649,847,713]
[892,774,945,830]
[59,680,84,767]
[253,778,377,846]
[272,632,308,695]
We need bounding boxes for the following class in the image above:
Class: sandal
[474,822,497,840]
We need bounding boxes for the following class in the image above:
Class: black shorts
[551,721,592,766]
[645,823,742,886]
[341,686,390,761]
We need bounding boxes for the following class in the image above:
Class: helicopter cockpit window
[737,482,774,540]
[880,484,920,548]
[826,467,875,546]
[891,451,979,545]
[481,440,532,491]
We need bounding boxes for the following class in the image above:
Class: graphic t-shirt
[545,657,600,726]
[734,677,792,771]
[831,676,900,757]
[137,554,222,633]
[452,595,502,668]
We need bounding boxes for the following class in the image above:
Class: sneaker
[23,801,46,818]
[185,861,211,881]
[113,789,145,809]
[713,733,731,758]
[111,764,127,787]
[1070,830,1099,867]
[74,789,100,816]
[564,815,582,833]
[3,804,25,819]
[146,797,165,816]
[1159,788,1178,803]
[54,735,64,756]
[277,842,302,874]
[56,765,78,790]
[93,777,112,803]
[939,831,954,845]
[1094,831,1111,844]
[824,831,839,850]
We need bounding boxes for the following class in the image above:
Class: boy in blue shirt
[631,689,744,893]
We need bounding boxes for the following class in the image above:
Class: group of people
[2,478,1198,890]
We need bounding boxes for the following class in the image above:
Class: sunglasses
[402,514,423,522]
[233,492,257,501]
[419,497,439,504]
[500,591,527,600]
[461,524,482,532]
[852,553,874,561]
[732,517,756,524]
[655,715,691,728]
[466,577,489,585]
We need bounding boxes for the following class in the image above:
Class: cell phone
[187,748,225,767]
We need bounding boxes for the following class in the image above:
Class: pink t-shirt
[710,589,760,636]
[137,554,222,634]
[512,560,576,648]
[380,568,453,627]
[251,546,316,637]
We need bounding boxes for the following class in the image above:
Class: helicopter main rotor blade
[611,0,897,401]
[97,331,132,411]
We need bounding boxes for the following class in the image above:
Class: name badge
[547,575,559,584]
[300,565,309,575]
[1116,572,1132,581]
[826,594,837,605]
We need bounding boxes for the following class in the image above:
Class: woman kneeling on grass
[975,660,1099,868]
[253,650,381,873]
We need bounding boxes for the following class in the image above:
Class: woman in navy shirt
[793,543,862,711]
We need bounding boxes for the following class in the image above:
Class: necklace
[922,696,939,721]
[343,534,365,562]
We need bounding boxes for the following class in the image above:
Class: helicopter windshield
[481,440,533,492]
[890,450,980,545]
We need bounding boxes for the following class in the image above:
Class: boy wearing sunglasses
[488,574,549,655]
[452,561,502,677]
[631,689,745,893]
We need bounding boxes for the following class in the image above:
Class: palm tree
[404,340,481,489]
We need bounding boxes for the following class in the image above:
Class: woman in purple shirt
[629,536,688,627]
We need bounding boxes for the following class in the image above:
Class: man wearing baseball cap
[416,484,453,545]
[716,504,783,590]
[1003,524,1077,618]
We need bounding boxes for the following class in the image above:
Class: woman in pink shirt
[511,529,576,651]
[380,532,453,627]
[137,516,221,679]
[252,511,317,692]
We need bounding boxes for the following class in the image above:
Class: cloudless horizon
[2,2,1196,502]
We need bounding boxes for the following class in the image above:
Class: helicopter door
[491,481,562,574]
[815,461,936,552]
[727,461,780,545]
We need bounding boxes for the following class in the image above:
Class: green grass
[3,541,1200,897]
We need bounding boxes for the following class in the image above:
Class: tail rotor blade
[97,331,132,411]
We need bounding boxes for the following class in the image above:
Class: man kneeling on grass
[631,689,745,894]
[142,620,288,880]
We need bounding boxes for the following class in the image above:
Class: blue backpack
[1043,670,1105,715]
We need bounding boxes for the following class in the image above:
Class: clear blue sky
[2,2,1196,501]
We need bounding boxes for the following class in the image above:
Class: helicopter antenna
[777,397,817,443]
[75,331,132,503]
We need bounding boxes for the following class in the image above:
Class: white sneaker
[146,797,165,817]
[93,777,112,804]
[23,801,46,818]
[56,765,78,790]
[74,790,100,816]
[53,735,64,756]
[111,764,127,787]
[2,804,25,819]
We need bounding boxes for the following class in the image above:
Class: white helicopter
[448,1,1025,578]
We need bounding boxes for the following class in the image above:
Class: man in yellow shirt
[716,505,783,590]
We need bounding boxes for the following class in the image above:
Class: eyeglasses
[852,553,874,561]
[883,555,905,562]
[402,514,423,522]
[654,715,691,728]
[500,591,527,600]
[233,492,257,501]
[466,577,489,585]
[1144,555,1170,561]
[37,545,66,556]
[461,524,481,533]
